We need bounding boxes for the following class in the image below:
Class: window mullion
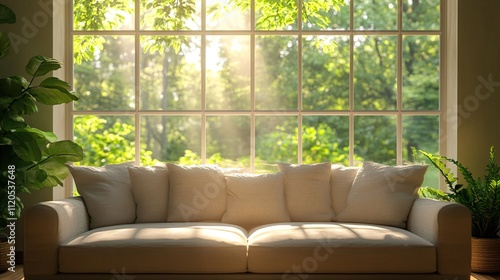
[349,0,355,166]
[134,0,141,166]
[396,0,403,165]
[297,0,303,164]
[250,0,256,172]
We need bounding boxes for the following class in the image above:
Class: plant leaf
[0,77,24,98]
[0,4,16,24]
[47,140,84,162]
[28,161,67,189]
[25,56,62,77]
[10,75,30,89]
[24,169,49,190]
[28,77,78,105]
[0,32,10,60]
[9,94,38,116]
[8,133,43,161]
[16,127,58,142]
[1,115,27,130]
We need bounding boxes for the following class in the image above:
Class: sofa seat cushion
[59,223,248,273]
[247,222,436,274]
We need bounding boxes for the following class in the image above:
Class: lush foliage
[420,147,500,238]
[71,0,441,175]
[0,4,83,235]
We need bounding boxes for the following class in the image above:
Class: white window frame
[53,0,457,196]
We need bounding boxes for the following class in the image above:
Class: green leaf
[26,162,66,189]
[0,32,10,60]
[10,75,30,89]
[1,115,27,130]
[28,77,78,105]
[9,94,38,116]
[25,56,62,77]
[0,77,24,98]
[25,169,49,189]
[0,4,16,24]
[47,140,84,162]
[39,158,69,179]
[9,133,42,161]
[16,127,58,142]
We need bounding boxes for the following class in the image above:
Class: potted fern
[0,3,83,271]
[420,146,500,273]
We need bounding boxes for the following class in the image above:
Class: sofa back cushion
[336,161,428,228]
[167,163,227,222]
[222,173,290,230]
[330,164,360,216]
[68,162,136,229]
[128,165,169,223]
[278,162,334,222]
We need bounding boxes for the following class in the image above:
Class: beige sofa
[24,162,471,280]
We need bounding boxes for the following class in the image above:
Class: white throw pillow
[336,161,428,228]
[222,173,290,230]
[278,162,334,222]
[128,165,169,223]
[330,164,360,217]
[68,162,136,229]
[167,163,227,222]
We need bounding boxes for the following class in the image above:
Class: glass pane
[73,35,135,111]
[403,35,440,110]
[206,116,250,168]
[354,115,396,165]
[403,115,439,188]
[207,0,251,30]
[255,116,297,172]
[302,0,350,30]
[256,0,298,30]
[206,36,251,110]
[73,0,134,30]
[140,36,201,110]
[354,0,397,30]
[302,116,349,165]
[354,36,397,110]
[140,116,201,164]
[403,0,440,30]
[73,115,136,166]
[141,0,201,30]
[302,36,350,110]
[255,36,298,110]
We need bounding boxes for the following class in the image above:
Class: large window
[70,0,443,183]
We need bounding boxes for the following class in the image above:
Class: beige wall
[0,0,56,252]
[458,0,500,176]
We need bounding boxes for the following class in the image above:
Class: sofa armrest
[24,197,89,277]
[407,198,471,277]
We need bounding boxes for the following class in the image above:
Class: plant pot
[471,237,500,273]
[0,240,9,272]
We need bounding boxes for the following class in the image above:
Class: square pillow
[278,162,334,222]
[166,163,227,222]
[128,165,169,223]
[222,173,290,231]
[336,161,428,228]
[67,162,136,229]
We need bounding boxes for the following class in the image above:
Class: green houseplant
[420,146,500,273]
[0,4,83,268]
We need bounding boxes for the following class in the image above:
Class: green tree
[71,0,441,170]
